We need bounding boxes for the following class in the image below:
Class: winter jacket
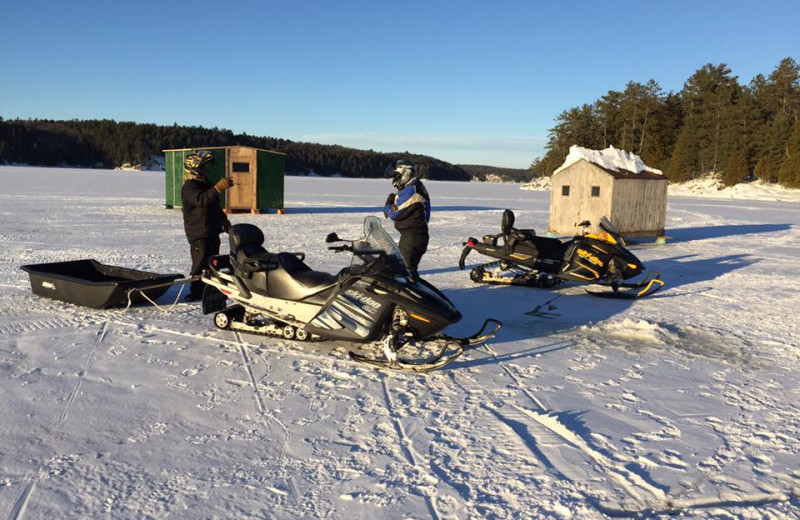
[181,178,227,242]
[385,179,431,232]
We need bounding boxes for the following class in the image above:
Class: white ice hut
[549,146,667,238]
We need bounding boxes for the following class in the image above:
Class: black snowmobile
[201,216,501,372]
[458,209,663,299]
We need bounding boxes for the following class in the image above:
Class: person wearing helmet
[383,159,431,279]
[181,151,235,301]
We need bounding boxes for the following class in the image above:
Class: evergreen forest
[532,57,800,188]
[2,57,798,187]
[0,119,472,182]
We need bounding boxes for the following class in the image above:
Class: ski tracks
[5,321,108,520]
[233,331,289,464]
[455,345,671,516]
[379,373,468,520]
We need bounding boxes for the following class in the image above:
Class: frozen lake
[1,166,799,519]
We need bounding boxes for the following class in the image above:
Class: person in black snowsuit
[383,159,431,279]
[181,151,234,301]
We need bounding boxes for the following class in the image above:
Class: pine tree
[680,63,740,176]
[777,122,800,187]
[666,125,699,182]
[722,146,750,186]
[755,113,790,182]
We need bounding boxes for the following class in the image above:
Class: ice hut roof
[553,145,663,179]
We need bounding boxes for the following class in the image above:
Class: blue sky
[1,0,798,168]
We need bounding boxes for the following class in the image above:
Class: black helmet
[183,151,216,178]
[384,159,417,189]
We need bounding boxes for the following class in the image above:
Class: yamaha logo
[42,281,56,291]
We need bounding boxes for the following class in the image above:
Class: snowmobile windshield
[351,216,409,276]
[599,217,625,245]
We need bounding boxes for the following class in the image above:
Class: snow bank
[520,176,552,191]
[521,167,800,202]
[553,145,662,176]
[668,176,800,203]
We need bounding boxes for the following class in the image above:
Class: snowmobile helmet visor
[385,159,417,188]
[198,151,216,166]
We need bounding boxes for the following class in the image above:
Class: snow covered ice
[1,165,799,519]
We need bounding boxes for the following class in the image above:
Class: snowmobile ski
[348,342,463,373]
[348,318,502,372]
[584,272,664,299]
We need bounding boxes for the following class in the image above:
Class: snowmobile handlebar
[328,244,352,253]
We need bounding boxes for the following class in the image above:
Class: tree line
[532,57,800,188]
[0,118,472,182]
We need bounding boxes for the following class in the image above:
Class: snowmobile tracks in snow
[232,331,290,463]
[378,373,468,519]
[6,321,109,520]
[0,314,84,336]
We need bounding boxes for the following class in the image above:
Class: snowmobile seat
[229,224,278,277]
[267,253,338,304]
[499,209,567,263]
[512,235,568,262]
[500,209,537,248]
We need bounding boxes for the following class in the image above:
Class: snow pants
[398,230,429,279]
[188,235,221,298]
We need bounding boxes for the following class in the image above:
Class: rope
[116,278,191,314]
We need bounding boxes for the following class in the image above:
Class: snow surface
[553,145,663,176]
[1,165,799,519]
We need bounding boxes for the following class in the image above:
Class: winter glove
[222,219,232,233]
[383,193,395,218]
[214,177,235,193]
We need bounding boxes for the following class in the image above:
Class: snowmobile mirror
[325,232,341,243]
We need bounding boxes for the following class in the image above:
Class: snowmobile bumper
[458,239,478,270]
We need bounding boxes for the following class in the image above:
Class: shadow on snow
[660,223,791,244]
[438,252,757,370]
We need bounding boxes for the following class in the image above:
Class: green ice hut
[164,145,286,213]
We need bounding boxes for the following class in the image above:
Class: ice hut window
[591,186,600,197]
[562,185,570,196]
[232,162,251,173]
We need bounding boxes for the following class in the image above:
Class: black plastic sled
[21,259,183,309]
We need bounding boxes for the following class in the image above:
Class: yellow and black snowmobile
[458,210,663,299]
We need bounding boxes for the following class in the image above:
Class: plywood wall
[549,160,667,237]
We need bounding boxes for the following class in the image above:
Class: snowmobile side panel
[21,259,182,309]
[201,270,322,324]
[304,281,393,342]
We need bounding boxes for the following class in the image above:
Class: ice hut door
[228,147,255,211]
